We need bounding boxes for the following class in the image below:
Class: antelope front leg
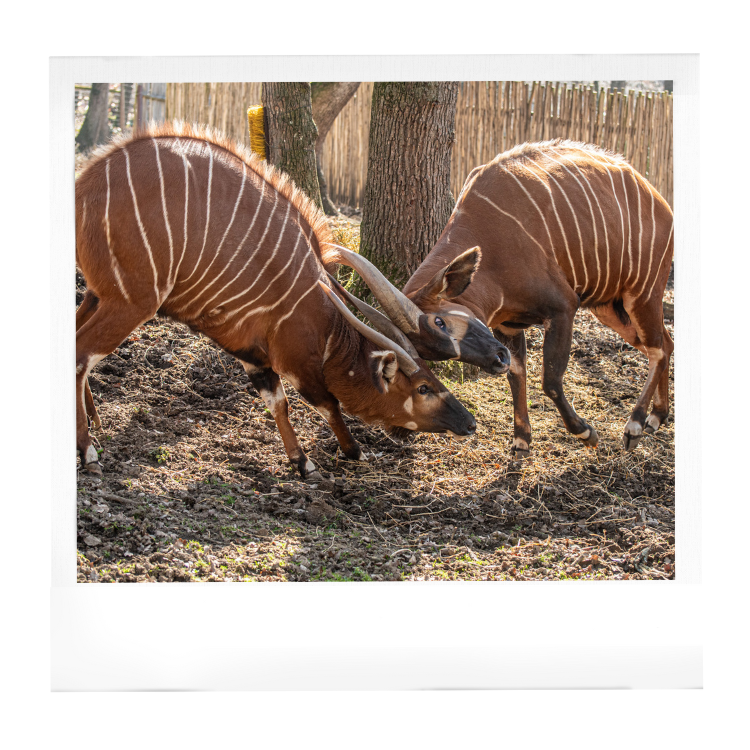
[313,399,366,462]
[541,314,599,448]
[243,365,321,481]
[495,330,532,457]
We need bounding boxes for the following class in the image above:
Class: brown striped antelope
[397,139,674,456]
[75,122,476,480]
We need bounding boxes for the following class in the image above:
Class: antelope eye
[417,384,430,395]
[434,317,446,329]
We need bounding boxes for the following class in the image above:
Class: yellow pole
[247,106,266,159]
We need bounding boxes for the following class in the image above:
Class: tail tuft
[612,298,631,327]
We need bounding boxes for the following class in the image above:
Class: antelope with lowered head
[346,139,674,456]
[75,122,476,480]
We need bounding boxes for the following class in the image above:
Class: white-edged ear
[370,350,399,391]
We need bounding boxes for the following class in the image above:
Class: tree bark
[262,82,323,210]
[75,83,110,153]
[358,81,459,290]
[311,82,361,215]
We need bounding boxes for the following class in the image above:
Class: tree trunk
[76,83,110,153]
[311,83,361,214]
[262,82,323,210]
[358,81,459,290]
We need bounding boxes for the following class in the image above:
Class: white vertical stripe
[638,183,658,299]
[192,190,279,314]
[630,167,644,288]
[192,179,268,308]
[233,249,315,330]
[549,149,610,302]
[224,216,301,316]
[181,143,214,283]
[518,160,580,292]
[152,138,175,288]
[171,160,248,302]
[272,280,320,333]
[645,221,674,301]
[104,159,132,303]
[474,191,551,258]
[498,164,555,254]
[173,153,191,281]
[123,147,161,303]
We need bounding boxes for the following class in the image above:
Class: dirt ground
[75,216,675,583]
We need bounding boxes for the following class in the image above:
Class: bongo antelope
[75,122,476,480]
[397,139,674,456]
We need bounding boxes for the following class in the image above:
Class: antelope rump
[397,139,674,456]
[75,122,477,481]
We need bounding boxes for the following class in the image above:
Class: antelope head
[318,281,477,438]
[330,246,510,374]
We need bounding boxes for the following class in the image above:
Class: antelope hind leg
[76,299,158,475]
[643,324,674,435]
[620,306,672,450]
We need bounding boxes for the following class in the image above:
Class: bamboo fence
[165,81,673,209]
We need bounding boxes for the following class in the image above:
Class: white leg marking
[304,459,316,475]
[625,419,642,437]
[316,406,334,423]
[512,437,529,452]
[575,428,591,440]
[123,147,162,304]
[645,414,661,432]
[85,445,99,465]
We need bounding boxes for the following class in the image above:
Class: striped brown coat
[401,139,674,454]
[75,122,475,479]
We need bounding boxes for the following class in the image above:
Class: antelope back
[405,139,674,322]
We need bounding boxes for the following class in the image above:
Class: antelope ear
[370,350,399,392]
[410,246,481,304]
